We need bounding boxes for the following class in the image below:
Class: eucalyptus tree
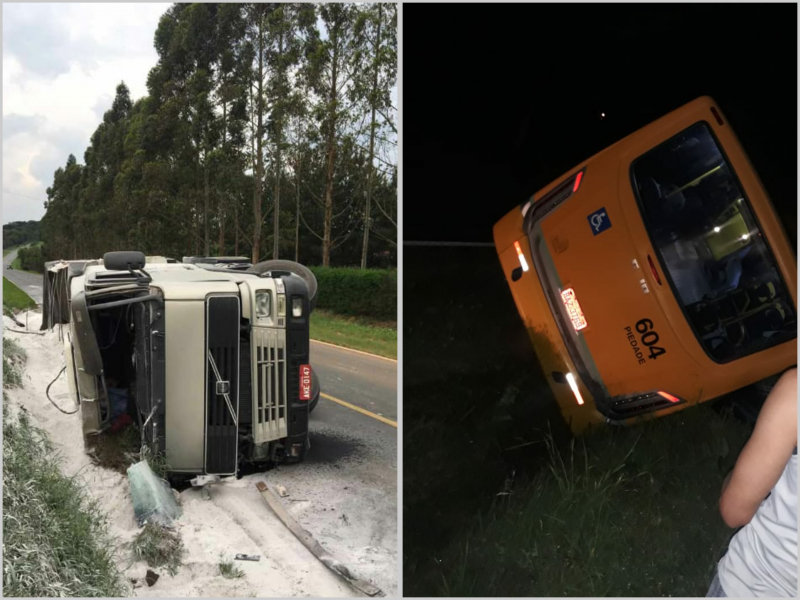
[309,3,360,266]
[353,3,397,268]
[264,3,317,259]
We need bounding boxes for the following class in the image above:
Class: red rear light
[657,391,680,404]
[299,365,312,400]
[710,107,724,126]
[647,254,662,285]
[573,170,584,192]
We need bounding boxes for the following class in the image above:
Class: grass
[3,338,26,388]
[219,559,245,579]
[3,277,36,312]
[3,245,18,257]
[3,341,126,596]
[311,308,397,359]
[426,407,751,597]
[403,246,752,597]
[128,523,184,576]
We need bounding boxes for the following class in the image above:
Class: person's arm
[719,368,797,528]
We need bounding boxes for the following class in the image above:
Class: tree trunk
[252,19,265,265]
[273,129,281,259]
[218,204,225,254]
[204,155,210,256]
[295,155,300,262]
[272,28,284,260]
[195,171,201,256]
[361,4,382,270]
[219,98,227,256]
[234,202,239,256]
[322,33,339,267]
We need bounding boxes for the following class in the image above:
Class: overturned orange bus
[494,96,797,434]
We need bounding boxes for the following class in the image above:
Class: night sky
[404,4,797,243]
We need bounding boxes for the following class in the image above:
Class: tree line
[41,3,396,268]
[3,221,40,249]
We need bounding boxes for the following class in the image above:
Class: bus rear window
[631,122,796,362]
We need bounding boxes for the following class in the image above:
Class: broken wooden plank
[255,481,383,597]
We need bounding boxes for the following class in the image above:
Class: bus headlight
[255,291,271,318]
[292,298,303,318]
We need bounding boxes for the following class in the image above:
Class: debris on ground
[235,554,261,562]
[255,481,384,597]
[128,461,182,526]
[276,484,289,497]
[128,522,185,576]
[145,570,159,587]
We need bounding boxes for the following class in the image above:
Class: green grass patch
[3,277,36,312]
[311,309,396,359]
[219,559,245,579]
[3,338,26,388]
[3,399,127,596]
[403,247,752,597]
[128,523,184,576]
[417,407,751,597]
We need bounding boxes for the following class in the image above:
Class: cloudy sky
[2,3,171,224]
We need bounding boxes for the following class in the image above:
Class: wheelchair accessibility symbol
[588,207,611,236]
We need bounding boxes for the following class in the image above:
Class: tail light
[647,254,662,285]
[513,241,529,272]
[573,170,584,192]
[657,391,680,404]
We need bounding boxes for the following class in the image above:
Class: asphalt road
[3,247,44,304]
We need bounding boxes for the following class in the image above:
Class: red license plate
[299,364,312,400]
[560,287,588,331]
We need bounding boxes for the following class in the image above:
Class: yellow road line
[311,339,397,363]
[321,392,397,428]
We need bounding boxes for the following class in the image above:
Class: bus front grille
[205,295,240,475]
[252,327,288,444]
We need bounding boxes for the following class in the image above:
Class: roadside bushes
[17,244,44,273]
[310,267,396,321]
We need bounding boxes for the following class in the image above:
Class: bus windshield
[632,121,796,362]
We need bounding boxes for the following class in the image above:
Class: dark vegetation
[311,266,396,320]
[3,342,127,597]
[15,244,45,273]
[41,3,396,269]
[127,523,185,576]
[403,246,753,597]
[2,220,40,249]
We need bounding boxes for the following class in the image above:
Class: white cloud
[2,2,170,224]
